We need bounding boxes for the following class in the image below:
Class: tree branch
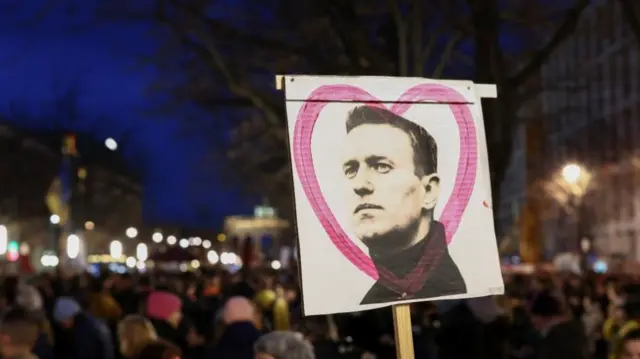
[323,1,386,73]
[618,0,640,49]
[386,0,407,76]
[418,33,436,68]
[507,0,589,87]
[411,0,424,76]
[157,2,286,134]
[432,32,463,78]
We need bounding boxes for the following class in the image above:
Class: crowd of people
[0,265,639,359]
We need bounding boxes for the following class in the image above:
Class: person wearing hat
[609,297,640,359]
[52,296,114,359]
[209,296,262,359]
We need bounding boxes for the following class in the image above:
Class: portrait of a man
[341,105,467,305]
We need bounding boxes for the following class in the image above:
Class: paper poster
[284,75,504,315]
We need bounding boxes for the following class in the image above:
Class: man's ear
[421,174,440,211]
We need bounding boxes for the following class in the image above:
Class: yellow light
[85,221,95,230]
[77,168,87,179]
[217,233,226,242]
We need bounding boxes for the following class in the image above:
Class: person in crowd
[436,299,485,359]
[88,276,123,323]
[255,276,277,331]
[209,296,262,359]
[118,315,158,358]
[136,340,182,359]
[254,331,315,359]
[609,297,640,359]
[113,274,142,316]
[583,296,605,356]
[145,290,204,355]
[618,328,640,359]
[301,316,343,359]
[145,291,187,349]
[0,276,44,314]
[0,276,55,359]
[52,296,114,359]
[530,291,589,359]
[199,274,222,339]
[0,307,40,359]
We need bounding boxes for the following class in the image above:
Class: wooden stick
[392,304,415,359]
[275,75,284,90]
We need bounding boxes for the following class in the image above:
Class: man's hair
[0,307,40,348]
[254,331,315,359]
[346,106,438,177]
[529,292,563,318]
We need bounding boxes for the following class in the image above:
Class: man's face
[342,124,434,243]
[623,339,640,359]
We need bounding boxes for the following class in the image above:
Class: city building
[499,0,640,259]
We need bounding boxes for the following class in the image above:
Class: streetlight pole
[561,163,591,272]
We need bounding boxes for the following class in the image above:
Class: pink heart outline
[292,83,478,280]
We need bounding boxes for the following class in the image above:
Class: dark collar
[370,221,448,295]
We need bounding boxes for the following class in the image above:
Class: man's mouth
[354,203,383,214]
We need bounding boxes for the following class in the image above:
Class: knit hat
[53,297,81,322]
[222,296,256,324]
[146,291,182,321]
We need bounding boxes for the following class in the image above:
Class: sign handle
[392,304,415,359]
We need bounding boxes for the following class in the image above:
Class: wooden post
[392,304,415,359]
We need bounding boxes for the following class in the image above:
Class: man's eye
[373,163,392,173]
[344,167,357,178]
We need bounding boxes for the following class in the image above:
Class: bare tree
[618,0,640,48]
[90,0,590,220]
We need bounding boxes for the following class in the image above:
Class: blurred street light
[207,250,219,264]
[202,240,211,249]
[152,232,163,243]
[19,243,29,255]
[562,163,582,184]
[105,138,118,151]
[0,225,7,255]
[49,214,60,225]
[6,241,18,262]
[40,254,59,267]
[136,243,148,262]
[110,240,123,258]
[67,234,80,259]
[179,238,189,248]
[580,237,591,253]
[85,221,95,230]
[126,227,138,239]
[167,236,177,245]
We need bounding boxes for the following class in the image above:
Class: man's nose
[352,172,373,197]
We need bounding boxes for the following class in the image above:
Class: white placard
[284,75,504,315]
